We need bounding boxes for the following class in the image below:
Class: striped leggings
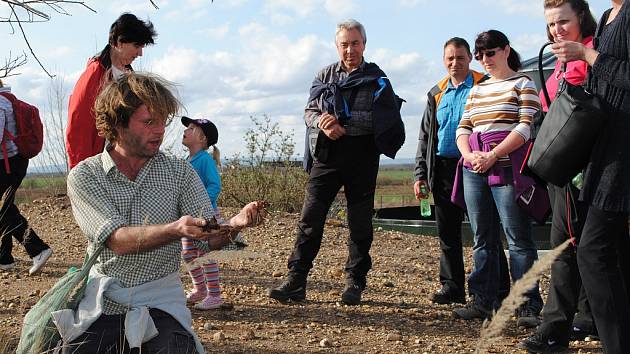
[181,208,224,295]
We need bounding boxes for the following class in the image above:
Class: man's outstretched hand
[229,201,269,230]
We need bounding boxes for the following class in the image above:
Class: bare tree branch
[0,51,27,78]
[10,4,55,77]
[0,1,95,23]
[1,0,96,78]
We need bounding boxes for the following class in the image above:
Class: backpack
[0,92,44,173]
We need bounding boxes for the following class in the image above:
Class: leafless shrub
[220,115,308,213]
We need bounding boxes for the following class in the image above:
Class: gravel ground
[0,195,604,353]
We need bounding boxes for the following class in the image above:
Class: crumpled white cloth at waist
[51,270,204,353]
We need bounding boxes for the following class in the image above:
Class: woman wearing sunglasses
[519,1,599,352]
[548,0,630,353]
[452,30,543,328]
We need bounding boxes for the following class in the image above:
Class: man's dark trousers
[432,156,465,297]
[61,308,198,353]
[288,135,379,287]
[0,155,49,265]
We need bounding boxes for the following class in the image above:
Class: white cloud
[323,0,356,18]
[480,0,543,17]
[277,114,300,126]
[186,0,210,7]
[397,0,428,8]
[264,0,357,24]
[213,0,249,8]
[164,8,209,21]
[511,32,549,59]
[106,1,162,14]
[265,0,315,19]
[197,23,230,40]
[43,46,73,60]
[150,47,201,82]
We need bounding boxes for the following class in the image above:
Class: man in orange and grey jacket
[414,37,489,304]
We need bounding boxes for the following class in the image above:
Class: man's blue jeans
[462,168,542,310]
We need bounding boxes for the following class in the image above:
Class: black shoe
[517,332,568,353]
[341,282,364,305]
[431,288,465,304]
[517,306,541,328]
[570,326,599,341]
[453,297,492,320]
[267,273,307,302]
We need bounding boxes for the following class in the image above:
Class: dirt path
[0,196,604,353]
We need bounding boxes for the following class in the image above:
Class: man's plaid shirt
[67,151,213,314]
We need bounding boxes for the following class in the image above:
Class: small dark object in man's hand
[202,216,220,232]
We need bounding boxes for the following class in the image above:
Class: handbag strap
[538,42,554,108]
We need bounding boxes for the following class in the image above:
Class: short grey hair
[335,19,366,44]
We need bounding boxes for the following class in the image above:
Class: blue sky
[1,0,609,170]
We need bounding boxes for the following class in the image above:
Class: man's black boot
[267,272,307,302]
[341,279,365,305]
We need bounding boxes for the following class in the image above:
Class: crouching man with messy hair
[57,72,266,354]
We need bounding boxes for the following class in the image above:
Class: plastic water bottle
[572,173,583,190]
[419,184,432,217]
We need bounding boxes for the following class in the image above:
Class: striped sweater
[456,74,540,142]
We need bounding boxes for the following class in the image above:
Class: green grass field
[14,175,67,205]
[375,168,417,208]
[14,168,418,209]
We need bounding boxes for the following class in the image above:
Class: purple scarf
[451,131,550,224]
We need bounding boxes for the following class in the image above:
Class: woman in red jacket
[66,13,156,169]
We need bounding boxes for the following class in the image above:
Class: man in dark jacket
[268,19,404,305]
[414,38,486,305]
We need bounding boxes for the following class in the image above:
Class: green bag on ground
[16,245,104,354]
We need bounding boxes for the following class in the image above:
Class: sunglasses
[474,49,502,61]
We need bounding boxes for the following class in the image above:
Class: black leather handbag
[526,38,606,186]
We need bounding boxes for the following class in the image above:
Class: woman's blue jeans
[462,167,543,310]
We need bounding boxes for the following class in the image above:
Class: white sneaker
[29,248,52,275]
[193,294,223,310]
[0,262,15,271]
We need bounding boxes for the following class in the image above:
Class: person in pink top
[518,1,600,352]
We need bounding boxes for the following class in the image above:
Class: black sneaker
[453,297,492,320]
[431,288,465,304]
[517,306,541,328]
[341,282,364,305]
[517,332,568,353]
[267,273,307,302]
[570,326,599,341]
